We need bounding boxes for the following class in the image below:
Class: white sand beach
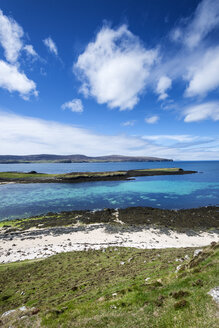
[0,223,218,263]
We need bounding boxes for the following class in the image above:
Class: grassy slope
[0,244,218,327]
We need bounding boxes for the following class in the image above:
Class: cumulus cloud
[183,102,219,122]
[171,0,219,49]
[156,75,172,100]
[0,10,38,98]
[43,37,58,56]
[145,115,159,124]
[185,47,219,97]
[0,9,24,63]
[74,24,158,110]
[158,0,219,103]
[0,60,37,98]
[61,99,83,113]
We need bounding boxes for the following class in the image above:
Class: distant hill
[0,154,173,163]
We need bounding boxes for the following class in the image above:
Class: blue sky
[0,0,219,160]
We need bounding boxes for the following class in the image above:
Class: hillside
[0,243,218,327]
[0,154,173,164]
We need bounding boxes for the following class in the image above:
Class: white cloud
[0,111,218,160]
[23,44,38,57]
[144,135,196,142]
[0,9,23,63]
[0,60,37,98]
[121,120,136,126]
[171,0,219,49]
[43,37,58,56]
[185,47,219,97]
[61,99,83,113]
[183,102,219,122]
[0,10,38,98]
[74,24,158,110]
[0,111,148,156]
[156,75,172,100]
[159,0,219,101]
[145,115,159,124]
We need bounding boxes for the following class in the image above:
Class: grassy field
[0,171,127,179]
[0,243,218,327]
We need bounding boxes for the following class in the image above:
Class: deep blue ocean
[0,161,218,221]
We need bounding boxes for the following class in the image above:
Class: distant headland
[0,154,173,164]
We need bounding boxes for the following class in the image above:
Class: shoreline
[1,222,218,264]
[0,206,218,264]
[0,167,197,184]
[1,205,218,231]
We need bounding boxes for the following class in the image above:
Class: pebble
[194,249,203,257]
[1,309,16,317]
[175,265,182,272]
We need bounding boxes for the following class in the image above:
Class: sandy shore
[0,223,218,263]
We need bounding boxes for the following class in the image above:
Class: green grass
[135,168,181,172]
[0,172,57,179]
[0,171,127,179]
[0,168,183,182]
[0,244,218,327]
[0,216,44,228]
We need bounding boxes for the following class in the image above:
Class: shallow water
[0,161,218,221]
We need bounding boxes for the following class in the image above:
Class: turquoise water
[0,161,218,221]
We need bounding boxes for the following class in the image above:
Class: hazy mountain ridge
[0,154,173,163]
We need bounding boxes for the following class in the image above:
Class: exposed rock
[1,309,16,317]
[194,249,203,257]
[18,306,27,311]
[208,287,219,304]
[31,307,40,315]
[98,296,105,302]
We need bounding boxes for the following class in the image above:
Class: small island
[0,167,197,184]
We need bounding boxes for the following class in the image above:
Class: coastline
[1,206,218,264]
[0,168,197,184]
[1,222,218,264]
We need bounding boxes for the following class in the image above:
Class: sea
[0,161,218,221]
